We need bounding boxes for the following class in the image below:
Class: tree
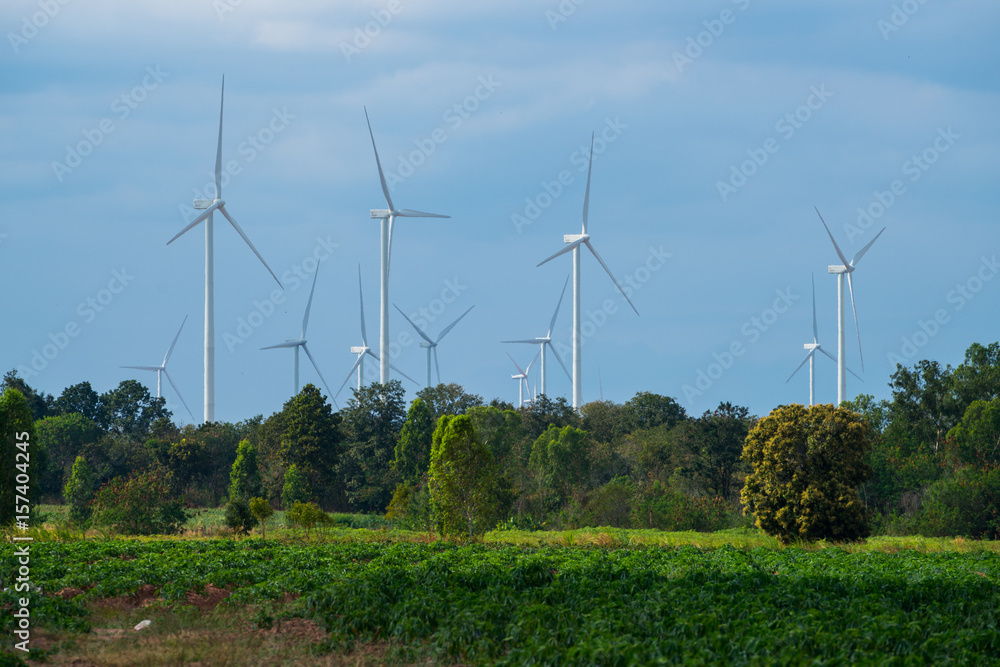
[91,470,188,535]
[280,384,343,508]
[429,415,506,537]
[2,370,54,421]
[951,342,1000,407]
[416,383,483,422]
[677,402,754,501]
[581,400,629,444]
[340,381,406,512]
[229,439,263,502]
[281,463,310,507]
[100,380,170,439]
[35,413,102,499]
[54,381,103,424]
[1,388,40,526]
[948,398,1000,467]
[886,360,962,454]
[63,455,94,527]
[528,425,590,507]
[741,404,873,544]
[249,497,274,539]
[623,392,687,432]
[519,394,580,441]
[394,398,435,486]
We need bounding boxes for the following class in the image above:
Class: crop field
[3,534,1000,665]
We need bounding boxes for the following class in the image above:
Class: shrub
[224,498,256,535]
[286,501,332,539]
[585,476,636,528]
[911,467,1000,539]
[633,481,738,532]
[63,455,94,527]
[249,497,274,539]
[281,463,309,508]
[91,470,188,535]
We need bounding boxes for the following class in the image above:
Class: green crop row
[4,540,999,664]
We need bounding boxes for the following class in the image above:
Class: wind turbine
[502,276,571,397]
[260,265,332,401]
[394,304,475,388]
[167,76,283,423]
[786,274,861,405]
[121,316,196,422]
[537,133,638,410]
[507,351,539,408]
[815,207,885,404]
[335,267,418,403]
[363,108,449,385]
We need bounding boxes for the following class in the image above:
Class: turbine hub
[370,209,391,219]
[828,264,849,275]
[564,233,588,243]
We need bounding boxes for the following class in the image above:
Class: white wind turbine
[335,267,417,403]
[786,274,861,406]
[537,134,638,410]
[121,316,196,422]
[502,276,571,397]
[507,351,539,408]
[394,304,475,388]
[167,77,283,423]
[363,108,449,385]
[260,265,332,400]
[815,207,885,405]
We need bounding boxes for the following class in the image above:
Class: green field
[3,531,1000,665]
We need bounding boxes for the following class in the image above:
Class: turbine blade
[811,274,818,344]
[215,75,224,198]
[260,341,300,350]
[537,237,586,267]
[848,366,864,381]
[302,264,319,337]
[786,351,815,383]
[501,339,541,345]
[435,305,474,342]
[582,132,594,234]
[815,206,851,269]
[387,215,394,279]
[163,315,188,367]
[584,240,639,315]
[358,266,368,347]
[506,352,527,376]
[525,349,540,374]
[336,355,365,401]
[395,209,450,218]
[302,344,332,397]
[388,361,419,385]
[433,347,442,385]
[817,347,839,364]
[363,106,394,211]
[163,369,196,423]
[121,365,161,372]
[217,204,283,288]
[850,227,886,267]
[548,275,570,337]
[394,304,434,344]
[846,272,864,371]
[546,340,571,380]
[166,202,220,245]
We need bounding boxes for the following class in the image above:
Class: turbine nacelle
[828,265,849,275]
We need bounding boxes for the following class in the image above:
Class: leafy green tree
[585,476,636,528]
[519,394,580,441]
[100,380,170,439]
[741,404,873,544]
[281,384,343,508]
[581,400,630,444]
[2,370,54,421]
[54,381,103,424]
[885,360,961,454]
[429,415,506,537]
[63,455,95,527]
[35,413,102,498]
[529,425,590,507]
[909,467,1000,539]
[948,398,1000,467]
[340,381,406,512]
[1,388,40,526]
[224,498,256,535]
[623,391,687,432]
[229,439,263,502]
[249,497,274,539]
[394,398,435,486]
[416,383,483,422]
[281,463,310,507]
[677,402,754,501]
[91,469,188,535]
[467,406,523,469]
[951,342,1000,407]
[841,394,890,438]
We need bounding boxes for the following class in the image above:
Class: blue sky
[2,0,998,424]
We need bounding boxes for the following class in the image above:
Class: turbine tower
[537,133,638,410]
[502,276,571,397]
[260,265,332,401]
[363,108,449,384]
[121,316,196,422]
[335,267,417,403]
[167,77,282,423]
[395,304,475,388]
[507,351,539,408]
[786,274,860,405]
[814,207,884,405]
